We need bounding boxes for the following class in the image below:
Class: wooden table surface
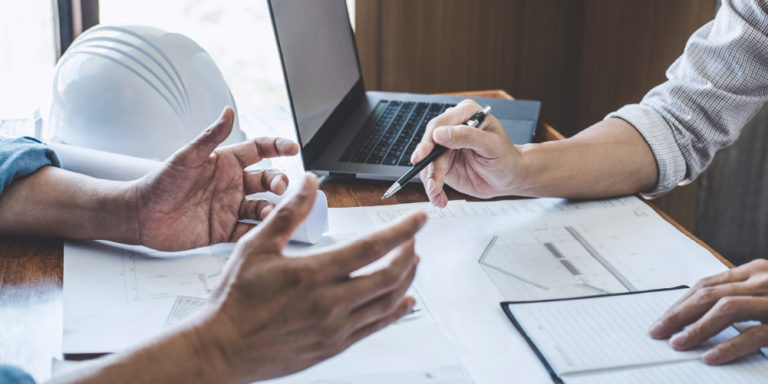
[0,90,733,382]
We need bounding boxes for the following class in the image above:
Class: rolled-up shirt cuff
[605,104,687,199]
[0,136,61,196]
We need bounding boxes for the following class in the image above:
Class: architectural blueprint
[64,196,732,384]
[63,234,356,352]
[476,225,635,301]
[355,197,732,384]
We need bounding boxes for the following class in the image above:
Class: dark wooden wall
[355,0,717,232]
[696,105,768,266]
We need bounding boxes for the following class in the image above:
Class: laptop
[267,0,541,181]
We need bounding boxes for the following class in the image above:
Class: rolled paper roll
[48,142,161,181]
[245,186,329,245]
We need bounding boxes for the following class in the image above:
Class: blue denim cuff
[0,137,61,196]
[0,365,35,384]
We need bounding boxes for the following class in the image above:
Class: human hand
[188,174,424,383]
[648,260,768,365]
[130,107,300,251]
[410,99,523,207]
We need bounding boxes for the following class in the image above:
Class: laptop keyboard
[340,101,455,166]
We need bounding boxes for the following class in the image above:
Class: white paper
[259,288,471,384]
[51,358,99,379]
[63,196,733,384]
[507,288,749,376]
[564,355,768,384]
[330,197,731,384]
[63,234,357,353]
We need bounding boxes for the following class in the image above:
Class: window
[0,1,57,120]
[100,0,356,109]
[100,0,291,109]
[0,0,357,123]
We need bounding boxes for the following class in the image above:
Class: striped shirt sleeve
[607,0,768,198]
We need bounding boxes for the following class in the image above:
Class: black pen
[381,106,492,199]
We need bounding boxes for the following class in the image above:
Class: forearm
[0,166,138,243]
[49,324,229,384]
[512,118,658,198]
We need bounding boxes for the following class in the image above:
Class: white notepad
[503,287,768,383]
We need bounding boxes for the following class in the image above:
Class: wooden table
[0,90,733,382]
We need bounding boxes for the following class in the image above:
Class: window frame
[53,0,99,58]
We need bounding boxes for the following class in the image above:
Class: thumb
[245,173,319,253]
[170,107,234,167]
[432,125,503,158]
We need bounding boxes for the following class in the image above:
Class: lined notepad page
[506,288,761,375]
[565,355,768,384]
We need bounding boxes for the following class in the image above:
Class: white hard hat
[45,25,243,161]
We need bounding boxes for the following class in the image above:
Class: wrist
[185,314,239,384]
[90,177,141,244]
[502,144,534,196]
[51,321,229,384]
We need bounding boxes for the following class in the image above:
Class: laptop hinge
[329,172,357,179]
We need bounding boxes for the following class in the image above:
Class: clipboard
[500,286,689,384]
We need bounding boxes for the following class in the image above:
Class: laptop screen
[269,0,361,148]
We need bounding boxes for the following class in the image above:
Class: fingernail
[426,178,436,195]
[417,213,428,227]
[411,144,421,162]
[219,107,230,122]
[648,321,664,337]
[434,127,451,144]
[702,348,720,364]
[670,331,688,348]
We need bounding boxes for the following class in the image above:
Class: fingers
[171,107,235,167]
[243,174,318,252]
[703,324,768,365]
[312,211,427,280]
[649,268,754,339]
[229,222,256,243]
[344,296,416,349]
[430,122,506,158]
[233,137,300,169]
[411,99,482,164]
[667,296,768,351]
[340,240,419,312]
[667,267,753,312]
[244,169,290,195]
[238,198,275,221]
[650,283,753,339]
[420,161,450,208]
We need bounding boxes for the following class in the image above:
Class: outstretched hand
[191,174,425,383]
[130,107,300,251]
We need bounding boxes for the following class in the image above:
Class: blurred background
[0,0,356,120]
[1,0,765,266]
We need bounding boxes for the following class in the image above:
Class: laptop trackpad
[497,118,535,144]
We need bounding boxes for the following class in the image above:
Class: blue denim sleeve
[0,365,35,384]
[0,137,60,197]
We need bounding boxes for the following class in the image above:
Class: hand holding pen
[382,105,492,199]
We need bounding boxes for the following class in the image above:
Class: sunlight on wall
[0,1,56,119]
[100,0,357,109]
